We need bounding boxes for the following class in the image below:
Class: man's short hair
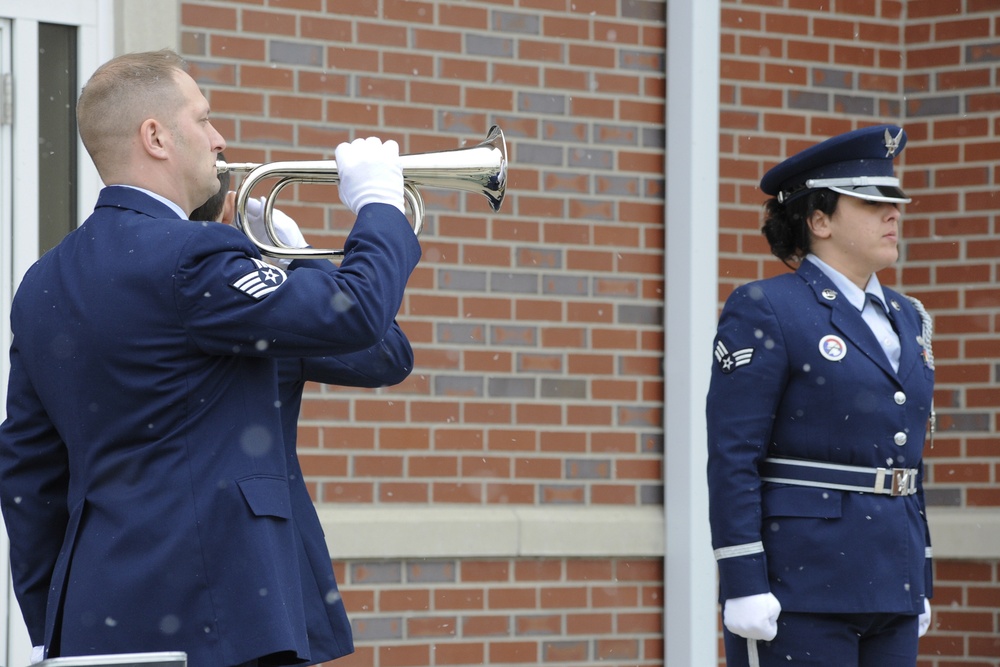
[77,49,188,175]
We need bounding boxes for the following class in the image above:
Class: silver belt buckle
[891,468,912,496]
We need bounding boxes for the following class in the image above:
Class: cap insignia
[884,128,904,157]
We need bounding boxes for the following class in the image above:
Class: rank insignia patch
[715,340,754,374]
[231,258,287,300]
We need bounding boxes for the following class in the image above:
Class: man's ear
[139,118,169,160]
[221,190,237,225]
[807,208,832,240]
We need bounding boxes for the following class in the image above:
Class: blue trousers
[723,610,920,667]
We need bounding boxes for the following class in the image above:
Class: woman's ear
[807,208,832,240]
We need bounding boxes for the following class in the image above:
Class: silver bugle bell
[216,125,507,259]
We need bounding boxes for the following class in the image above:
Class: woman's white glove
[30,645,44,664]
[723,592,781,641]
[244,196,308,248]
[334,137,405,214]
[918,598,932,637]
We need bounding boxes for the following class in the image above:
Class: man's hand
[723,592,781,641]
[334,137,405,215]
[30,645,44,664]
[918,598,932,637]
[244,196,308,248]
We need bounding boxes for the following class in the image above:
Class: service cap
[760,124,911,205]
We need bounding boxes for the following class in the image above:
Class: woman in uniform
[706,125,934,666]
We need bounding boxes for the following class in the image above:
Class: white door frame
[0,2,112,663]
[0,16,19,662]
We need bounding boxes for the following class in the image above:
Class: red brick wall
[926,561,1000,665]
[720,0,1000,665]
[334,557,663,666]
[182,0,666,509]
[180,1,667,665]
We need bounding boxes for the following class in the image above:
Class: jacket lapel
[883,289,922,384]
[796,261,900,382]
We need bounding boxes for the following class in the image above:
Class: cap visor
[828,184,911,204]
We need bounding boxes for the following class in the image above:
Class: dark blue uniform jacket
[707,259,934,615]
[273,311,413,665]
[0,186,421,666]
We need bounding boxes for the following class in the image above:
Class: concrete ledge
[317,504,1000,561]
[317,505,665,560]
[927,507,1000,559]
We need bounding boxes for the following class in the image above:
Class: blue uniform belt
[759,457,919,497]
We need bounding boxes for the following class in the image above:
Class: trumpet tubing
[218,126,507,259]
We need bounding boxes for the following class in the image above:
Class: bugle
[216,126,507,259]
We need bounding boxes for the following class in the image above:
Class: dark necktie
[869,294,897,333]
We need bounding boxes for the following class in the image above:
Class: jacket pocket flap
[237,475,292,520]
[762,485,843,519]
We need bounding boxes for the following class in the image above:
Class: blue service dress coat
[706,259,934,615]
[0,186,421,666]
[273,307,413,664]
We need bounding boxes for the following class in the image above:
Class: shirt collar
[114,185,187,220]
[805,254,886,312]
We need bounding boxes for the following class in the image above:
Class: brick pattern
[921,561,1000,666]
[903,4,1000,512]
[181,0,667,509]
[179,2,667,665]
[720,0,1000,665]
[325,557,663,667]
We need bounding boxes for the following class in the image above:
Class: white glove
[723,593,781,641]
[334,137,405,214]
[918,598,931,637]
[30,645,44,664]
[244,196,308,248]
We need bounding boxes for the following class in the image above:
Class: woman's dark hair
[761,188,840,269]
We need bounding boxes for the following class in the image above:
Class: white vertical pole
[664,0,721,664]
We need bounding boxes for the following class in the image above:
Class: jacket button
[894,432,908,446]
[894,391,906,405]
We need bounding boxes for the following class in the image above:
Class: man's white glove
[244,196,308,248]
[333,137,405,215]
[723,592,781,641]
[918,598,932,637]
[30,645,44,664]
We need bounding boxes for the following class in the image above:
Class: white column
[664,0,721,664]
[114,0,178,55]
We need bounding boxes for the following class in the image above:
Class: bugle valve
[217,126,507,259]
